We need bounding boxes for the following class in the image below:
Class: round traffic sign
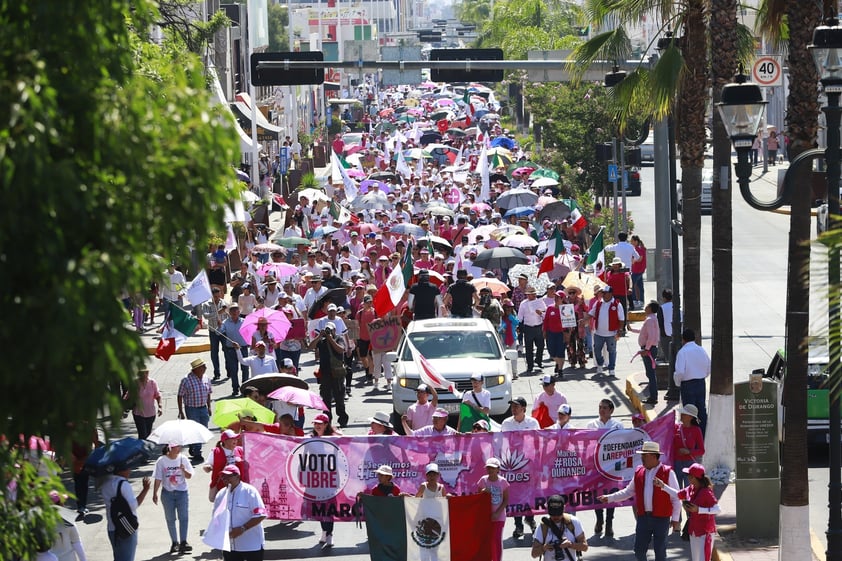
[752,56,781,86]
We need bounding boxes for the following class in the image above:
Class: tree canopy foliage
[0,3,239,552]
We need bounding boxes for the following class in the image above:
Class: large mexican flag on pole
[360,494,491,561]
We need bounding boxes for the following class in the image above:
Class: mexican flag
[329,199,356,225]
[568,201,587,235]
[155,306,199,361]
[360,494,492,561]
[373,242,414,316]
[405,338,460,396]
[586,227,605,273]
[457,402,491,433]
[538,227,564,275]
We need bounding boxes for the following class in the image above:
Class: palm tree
[571,0,708,342]
[755,1,823,558]
[706,0,739,475]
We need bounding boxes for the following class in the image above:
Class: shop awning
[208,66,261,155]
[230,100,283,143]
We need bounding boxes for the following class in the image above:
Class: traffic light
[430,48,504,83]
[251,52,325,86]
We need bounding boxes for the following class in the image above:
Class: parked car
[764,339,835,446]
[677,167,712,214]
[388,318,516,429]
[639,134,655,163]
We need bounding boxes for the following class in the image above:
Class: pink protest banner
[243,414,674,522]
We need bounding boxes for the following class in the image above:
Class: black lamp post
[809,18,842,561]
[716,70,768,199]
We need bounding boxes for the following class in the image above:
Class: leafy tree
[268,3,289,52]
[158,0,232,54]
[0,1,239,554]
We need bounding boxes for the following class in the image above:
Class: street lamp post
[604,66,627,242]
[716,71,767,199]
[656,33,683,401]
[809,18,842,561]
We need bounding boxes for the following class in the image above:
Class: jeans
[161,489,189,544]
[634,513,671,561]
[674,459,694,488]
[642,345,659,400]
[209,330,223,377]
[185,406,209,458]
[319,377,348,426]
[223,549,264,561]
[132,414,155,440]
[278,348,302,371]
[224,346,249,394]
[593,333,617,370]
[108,529,138,561]
[631,272,645,306]
[679,378,708,434]
[595,507,614,524]
[522,324,544,370]
[74,470,90,511]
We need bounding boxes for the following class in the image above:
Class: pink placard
[243,415,675,521]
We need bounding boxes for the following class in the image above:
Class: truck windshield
[400,331,501,361]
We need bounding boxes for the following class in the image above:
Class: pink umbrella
[470,202,492,213]
[239,308,291,344]
[407,108,424,116]
[268,386,327,410]
[353,223,381,236]
[258,262,297,279]
[513,166,536,177]
[536,195,557,208]
[345,144,365,155]
[435,98,455,107]
[347,169,366,178]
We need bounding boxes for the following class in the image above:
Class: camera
[479,294,491,307]
[553,544,567,561]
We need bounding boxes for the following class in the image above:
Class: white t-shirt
[213,482,266,552]
[153,453,194,492]
[462,388,491,410]
[101,476,137,532]
[533,391,568,415]
[585,418,624,431]
[533,516,585,561]
[501,416,541,432]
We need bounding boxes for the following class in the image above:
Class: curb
[145,341,209,356]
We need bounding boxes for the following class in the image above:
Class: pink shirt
[477,475,510,521]
[406,401,435,429]
[133,378,161,417]
[638,314,660,349]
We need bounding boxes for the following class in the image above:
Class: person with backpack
[531,494,588,561]
[100,466,150,561]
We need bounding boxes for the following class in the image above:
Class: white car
[388,318,517,423]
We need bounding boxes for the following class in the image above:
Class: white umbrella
[241,190,261,203]
[502,234,539,250]
[531,177,560,188]
[507,264,554,295]
[297,188,330,203]
[148,419,214,446]
[468,224,497,244]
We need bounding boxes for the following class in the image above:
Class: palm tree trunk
[706,0,737,473]
[675,0,708,341]
[779,3,821,558]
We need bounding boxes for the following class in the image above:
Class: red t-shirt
[369,484,401,497]
[606,270,631,296]
[543,305,565,333]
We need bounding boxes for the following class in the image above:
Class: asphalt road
[68,158,834,560]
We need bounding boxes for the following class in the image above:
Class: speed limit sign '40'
[752,56,783,87]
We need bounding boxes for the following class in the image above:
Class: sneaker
[607,370,615,377]
[179,542,193,553]
[513,526,524,539]
[594,522,603,535]
[604,522,614,538]
[323,534,334,548]
[319,531,328,544]
[512,373,519,380]
[170,542,180,554]
[595,365,603,375]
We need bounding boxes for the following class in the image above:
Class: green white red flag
[360,494,492,561]
[155,306,199,361]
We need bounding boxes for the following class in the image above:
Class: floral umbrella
[507,264,554,295]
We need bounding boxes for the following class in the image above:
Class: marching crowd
[55,81,722,561]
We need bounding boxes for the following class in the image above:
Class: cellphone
[683,501,693,508]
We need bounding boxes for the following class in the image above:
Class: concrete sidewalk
[625,370,822,561]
